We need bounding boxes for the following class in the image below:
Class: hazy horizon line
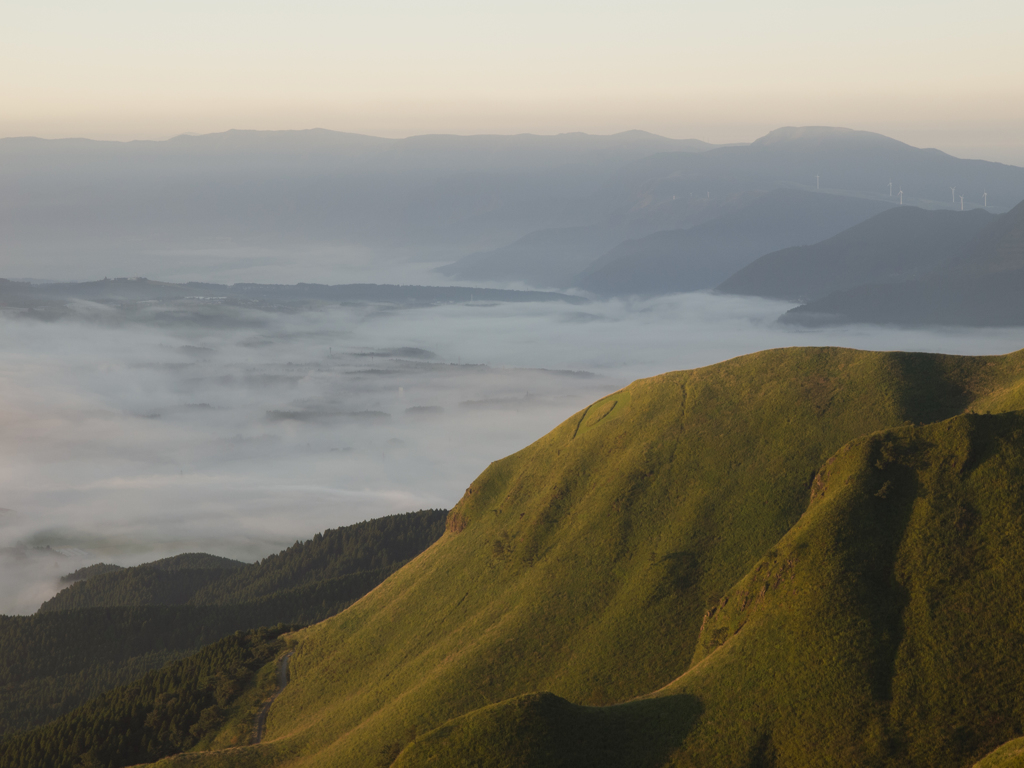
[5,124,1022,169]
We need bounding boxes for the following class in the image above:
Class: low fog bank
[6,243,461,287]
[2,291,1023,614]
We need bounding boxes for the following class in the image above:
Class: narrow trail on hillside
[252,651,293,744]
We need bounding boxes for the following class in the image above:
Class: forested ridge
[41,511,446,612]
[0,510,446,740]
[0,626,295,768]
[192,508,449,605]
[40,569,242,612]
[1,605,285,735]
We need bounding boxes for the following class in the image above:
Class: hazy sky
[3,1,1023,163]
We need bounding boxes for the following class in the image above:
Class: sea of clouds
[2,290,1023,614]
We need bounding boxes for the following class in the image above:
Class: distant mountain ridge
[718,205,995,302]
[438,127,1024,291]
[0,129,717,263]
[4,128,711,168]
[6,125,1022,288]
[758,199,1024,327]
[781,270,1024,328]
[436,225,632,287]
[605,125,1024,216]
[575,190,894,296]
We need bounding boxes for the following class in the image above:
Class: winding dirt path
[252,651,293,744]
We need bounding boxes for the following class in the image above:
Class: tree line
[0,626,295,768]
[0,509,447,736]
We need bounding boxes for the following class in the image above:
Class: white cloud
[1,293,1022,614]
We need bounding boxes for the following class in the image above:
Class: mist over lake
[2,289,1023,615]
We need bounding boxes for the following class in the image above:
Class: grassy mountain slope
[394,691,699,768]
[974,738,1024,767]
[718,206,993,302]
[781,200,1024,327]
[659,410,1024,767]
[575,190,893,296]
[157,346,1024,768]
[396,409,1024,767]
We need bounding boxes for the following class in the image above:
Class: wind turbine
[951,186,956,204]
[899,188,903,205]
[815,174,820,190]
[959,194,964,211]
[888,181,893,197]
[984,192,988,207]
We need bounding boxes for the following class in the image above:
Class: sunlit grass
[152,346,1024,768]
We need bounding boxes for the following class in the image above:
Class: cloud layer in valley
[1,291,1023,614]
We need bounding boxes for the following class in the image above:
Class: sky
[3,1,1024,164]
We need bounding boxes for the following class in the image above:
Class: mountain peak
[752,125,908,149]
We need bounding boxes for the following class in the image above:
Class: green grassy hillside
[974,738,1024,767]
[394,409,1024,767]
[660,410,1024,767]
[139,346,1024,768]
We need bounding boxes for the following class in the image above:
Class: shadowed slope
[657,410,1024,766]
[576,190,893,296]
[781,200,1024,327]
[393,692,701,768]
[718,206,993,302]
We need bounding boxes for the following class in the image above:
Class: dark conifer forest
[0,510,446,742]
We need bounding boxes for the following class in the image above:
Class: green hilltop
[105,345,1023,768]
[394,408,1024,768]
